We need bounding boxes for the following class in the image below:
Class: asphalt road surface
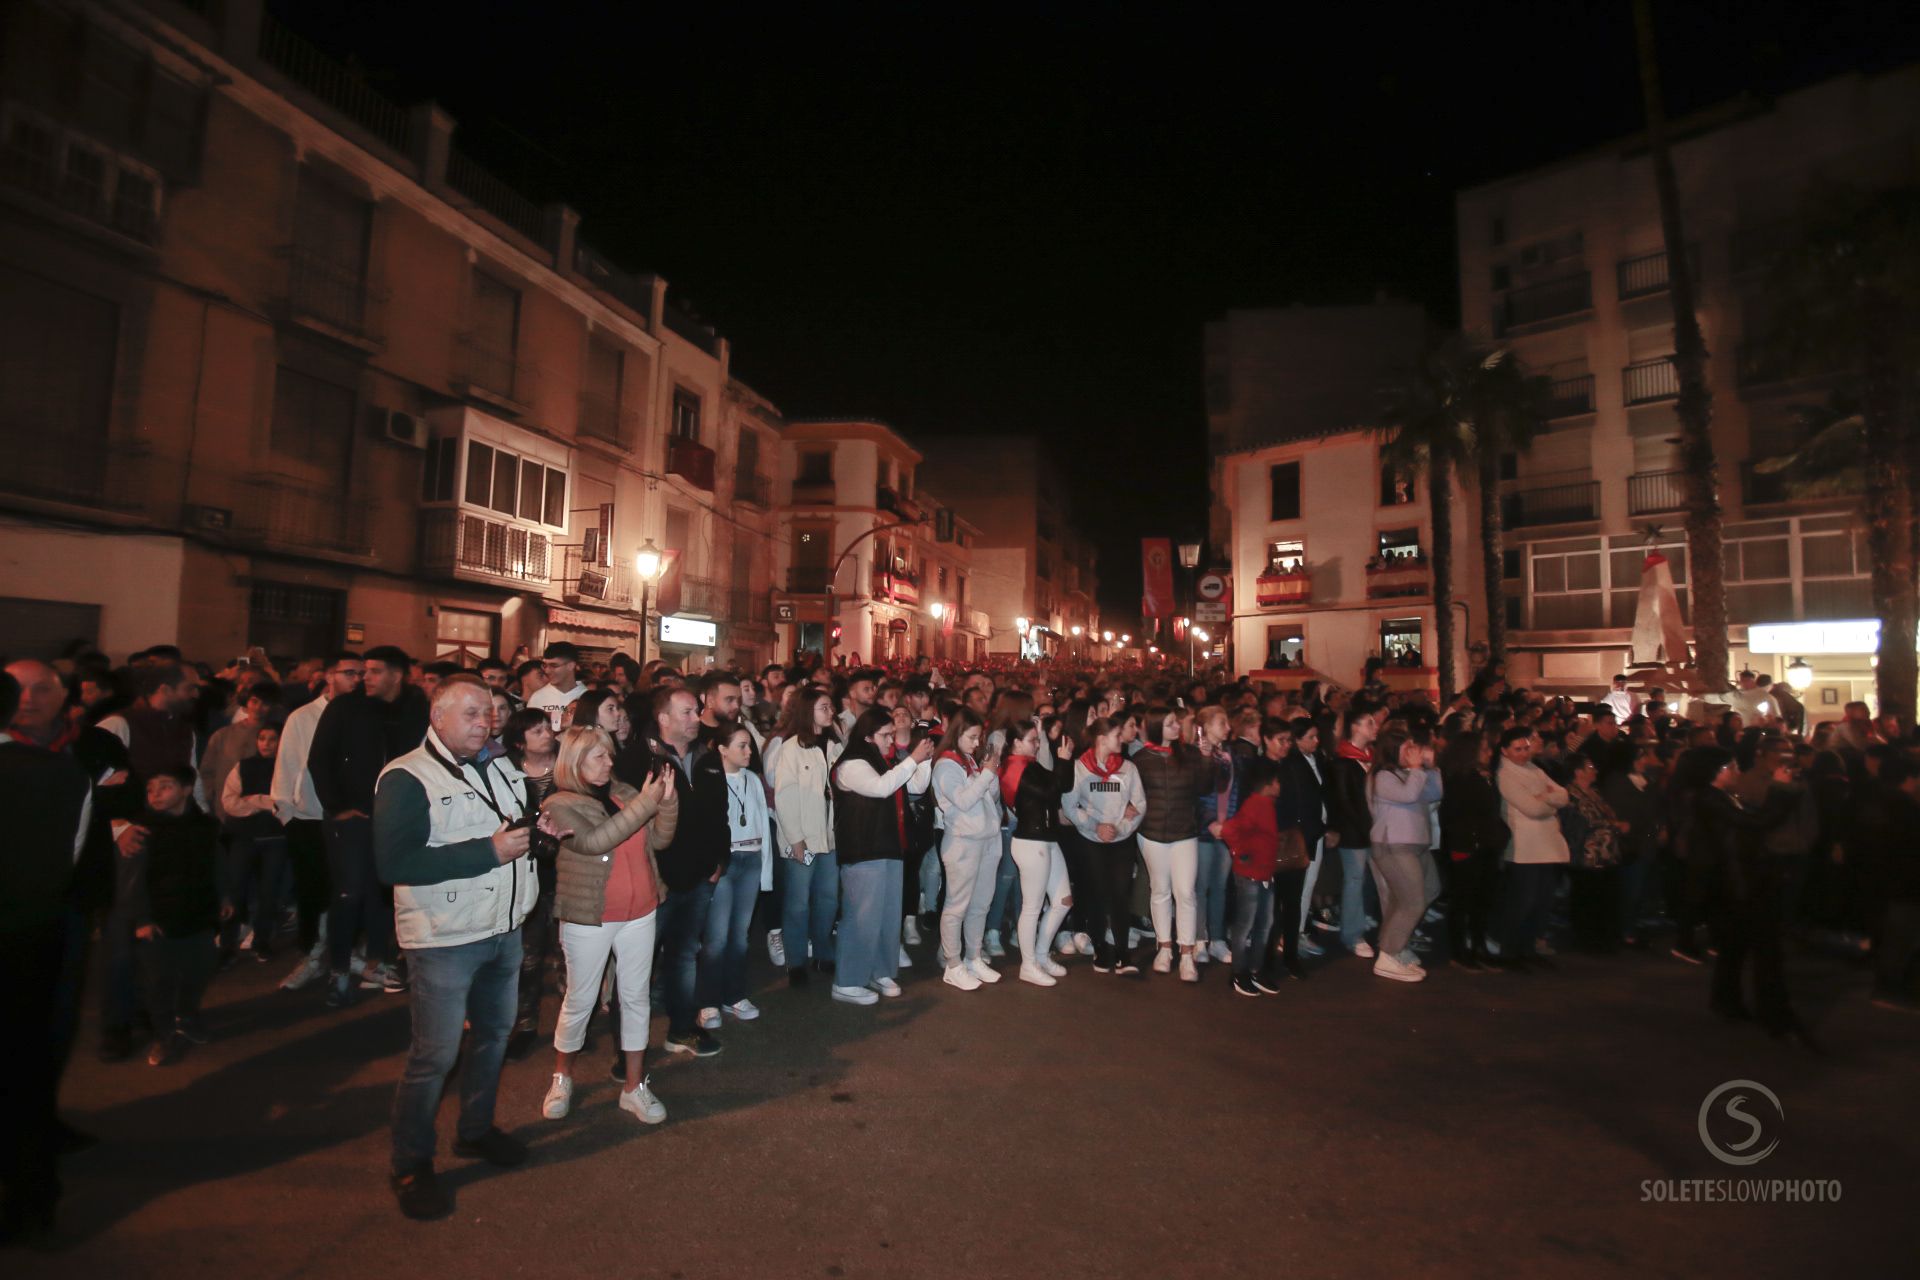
[19,934,1919,1279]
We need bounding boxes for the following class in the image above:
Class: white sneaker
[1128,927,1147,948]
[1179,954,1199,983]
[1019,963,1058,988]
[698,1007,721,1030]
[967,959,1002,984]
[1211,939,1232,963]
[347,950,370,978]
[280,956,325,991]
[766,928,786,967]
[619,1078,667,1124]
[1373,953,1427,983]
[1193,942,1213,964]
[898,945,913,968]
[358,962,394,990]
[1152,948,1174,974]
[942,964,982,992]
[1353,940,1376,959]
[722,999,760,1022]
[985,930,1007,958]
[1072,932,1094,956]
[542,1072,573,1120]
[871,977,902,998]
[236,925,255,952]
[903,917,923,946]
[832,983,880,1005]
[1055,931,1077,954]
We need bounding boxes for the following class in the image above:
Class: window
[1530,545,1605,629]
[791,523,831,590]
[467,271,519,395]
[1378,528,1422,562]
[0,265,118,479]
[664,507,692,555]
[797,449,832,485]
[1380,463,1416,506]
[295,168,370,276]
[421,436,458,502]
[1269,461,1301,521]
[63,144,107,219]
[434,607,497,666]
[1266,538,1305,573]
[581,336,625,442]
[736,429,760,477]
[938,565,949,593]
[460,440,565,528]
[1725,535,1793,624]
[1502,548,1522,580]
[1380,617,1424,665]
[671,388,701,441]
[270,366,355,477]
[1265,624,1304,668]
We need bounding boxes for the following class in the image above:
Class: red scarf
[1000,753,1030,807]
[1335,740,1373,765]
[1079,749,1124,780]
[1136,742,1171,758]
[938,749,978,775]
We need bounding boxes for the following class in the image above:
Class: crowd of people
[4,638,1917,1233]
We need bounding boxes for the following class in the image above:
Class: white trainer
[1073,932,1094,956]
[1179,954,1200,983]
[1213,940,1233,963]
[1193,942,1213,964]
[832,984,880,1005]
[1055,931,1077,955]
[870,977,902,998]
[942,964,982,992]
[1018,963,1057,988]
[967,959,1002,984]
[618,1078,667,1124]
[1372,953,1427,983]
[766,928,786,967]
[722,999,760,1022]
[985,930,1007,958]
[1041,957,1068,978]
[541,1072,573,1120]
[1152,948,1174,974]
[898,945,913,968]
[280,955,325,991]
[902,916,923,946]
[698,1007,721,1030]
[1353,940,1376,959]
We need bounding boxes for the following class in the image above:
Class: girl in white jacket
[1067,717,1148,974]
[771,690,843,985]
[933,709,1005,990]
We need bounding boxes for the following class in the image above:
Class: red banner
[654,548,685,617]
[1141,538,1174,619]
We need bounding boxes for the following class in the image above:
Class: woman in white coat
[933,709,1005,990]
[771,690,842,985]
[1493,726,1570,969]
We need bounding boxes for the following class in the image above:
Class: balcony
[671,575,725,617]
[877,486,921,521]
[734,470,772,509]
[1256,570,1312,609]
[258,12,410,153]
[284,248,384,349]
[560,545,634,608]
[1627,469,1688,516]
[873,568,920,606]
[1366,557,1431,600]
[453,334,532,413]
[729,587,776,634]
[445,148,547,247]
[419,509,551,586]
[790,477,835,505]
[1546,374,1595,419]
[1616,247,1695,300]
[665,436,716,491]
[1622,357,1680,406]
[1504,480,1600,528]
[573,241,657,325]
[577,390,638,448]
[959,607,991,636]
[228,475,372,557]
[1494,272,1592,335]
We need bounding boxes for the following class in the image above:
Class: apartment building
[1456,64,1920,703]
[776,419,983,664]
[912,435,1100,656]
[0,0,784,669]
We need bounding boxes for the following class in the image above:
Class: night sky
[273,0,1920,620]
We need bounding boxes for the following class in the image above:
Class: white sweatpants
[554,912,656,1054]
[1139,836,1200,946]
[938,833,1002,964]
[1010,837,1071,960]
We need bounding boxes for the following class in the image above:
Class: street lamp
[1785,657,1814,692]
[1177,541,1201,670]
[1120,633,1130,645]
[931,601,946,619]
[1102,630,1114,643]
[1016,616,1029,634]
[634,539,665,664]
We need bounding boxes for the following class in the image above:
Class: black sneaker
[391,1165,451,1220]
[1250,973,1282,995]
[666,1030,722,1058]
[452,1127,529,1168]
[1231,975,1260,997]
[1113,961,1140,976]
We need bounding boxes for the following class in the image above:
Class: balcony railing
[790,478,835,505]
[445,148,547,246]
[577,390,637,447]
[1627,469,1688,516]
[1622,357,1680,405]
[1494,272,1592,335]
[285,247,383,344]
[734,470,772,508]
[665,436,716,491]
[454,333,529,407]
[573,241,656,324]
[729,587,775,631]
[419,509,551,584]
[677,575,725,616]
[787,567,832,594]
[877,486,921,521]
[258,12,410,153]
[1366,558,1431,599]
[231,475,372,556]
[1547,374,1595,419]
[1616,247,1695,300]
[873,569,920,606]
[1504,480,1600,528]
[561,545,634,607]
[1256,570,1312,609]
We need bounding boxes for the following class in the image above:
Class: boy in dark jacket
[1211,761,1283,997]
[129,767,225,1065]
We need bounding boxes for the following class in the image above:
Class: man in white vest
[373,676,566,1220]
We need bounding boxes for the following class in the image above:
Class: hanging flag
[654,548,685,617]
[1628,550,1690,667]
[1142,538,1174,619]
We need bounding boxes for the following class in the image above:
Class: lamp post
[1177,541,1201,671]
[1785,657,1813,692]
[634,539,664,665]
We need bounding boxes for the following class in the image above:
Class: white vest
[379,731,535,950]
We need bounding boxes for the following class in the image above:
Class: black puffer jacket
[1133,743,1209,842]
[1009,756,1066,841]
[1324,751,1371,849]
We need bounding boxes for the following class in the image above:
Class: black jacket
[1010,756,1066,841]
[1439,769,1509,860]
[1282,751,1328,849]
[629,737,717,892]
[1685,787,1792,907]
[1324,751,1371,849]
[131,805,221,936]
[0,742,89,937]
[308,687,429,815]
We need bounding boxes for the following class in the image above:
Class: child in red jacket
[1210,761,1281,996]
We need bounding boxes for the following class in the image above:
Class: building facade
[0,0,785,670]
[1456,64,1920,704]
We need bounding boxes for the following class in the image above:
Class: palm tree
[1753,185,1920,725]
[1633,0,1728,692]
[1467,351,1549,666]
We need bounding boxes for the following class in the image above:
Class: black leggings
[1445,853,1499,956]
[1087,836,1139,966]
[284,819,330,953]
[1269,865,1308,968]
[1057,828,1093,936]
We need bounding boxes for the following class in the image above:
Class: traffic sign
[1195,602,1228,622]
[1196,572,1227,601]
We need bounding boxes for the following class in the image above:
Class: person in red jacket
[1211,761,1284,997]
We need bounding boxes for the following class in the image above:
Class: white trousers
[1139,836,1200,946]
[939,833,1002,964]
[554,912,656,1054]
[1010,837,1071,959]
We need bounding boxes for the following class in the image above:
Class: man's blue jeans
[779,850,839,968]
[1196,837,1231,944]
[1338,846,1376,951]
[655,881,712,1037]
[700,850,761,1008]
[1228,874,1274,976]
[390,929,520,1174]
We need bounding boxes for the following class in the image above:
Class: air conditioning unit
[381,408,429,449]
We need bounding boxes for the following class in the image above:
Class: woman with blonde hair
[539,726,679,1125]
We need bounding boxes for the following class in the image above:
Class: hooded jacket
[933,751,1002,840]
[1067,751,1146,845]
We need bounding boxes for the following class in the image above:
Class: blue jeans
[918,846,944,916]
[984,824,1019,936]
[779,850,839,968]
[1196,837,1231,943]
[1228,874,1274,976]
[655,881,712,1037]
[1499,863,1562,958]
[1338,846,1376,951]
[390,929,520,1174]
[837,859,903,989]
[699,851,761,1008]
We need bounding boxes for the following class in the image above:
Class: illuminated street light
[930,601,946,619]
[1071,625,1083,636]
[634,540,664,582]
[1785,657,1814,691]
[1016,616,1030,634]
[1102,630,1114,642]
[1120,634,1131,644]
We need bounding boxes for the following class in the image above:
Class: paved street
[20,936,1919,1279]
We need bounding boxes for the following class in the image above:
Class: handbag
[1275,827,1310,874]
